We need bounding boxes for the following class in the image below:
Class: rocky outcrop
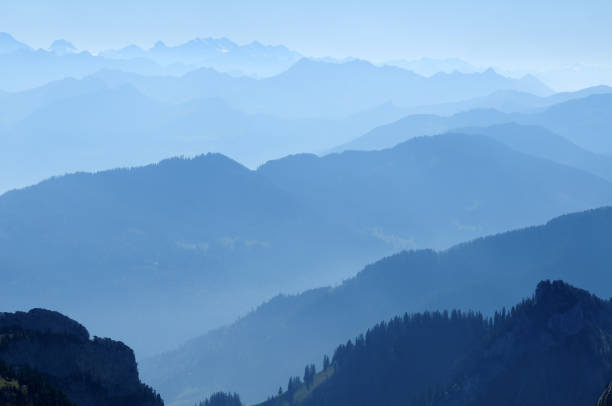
[0,308,162,406]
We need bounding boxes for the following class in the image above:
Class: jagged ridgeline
[258,281,612,406]
[0,309,162,406]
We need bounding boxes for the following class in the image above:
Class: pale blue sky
[2,0,611,70]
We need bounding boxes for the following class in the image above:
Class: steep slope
[141,207,612,405]
[259,281,612,406]
[259,133,612,249]
[0,154,387,356]
[337,93,612,155]
[0,309,162,406]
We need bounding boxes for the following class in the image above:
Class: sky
[2,0,612,72]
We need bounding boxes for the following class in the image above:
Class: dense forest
[259,281,612,406]
[198,392,243,406]
[0,359,74,406]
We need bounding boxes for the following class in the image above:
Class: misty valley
[2,3,612,406]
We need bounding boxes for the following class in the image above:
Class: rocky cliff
[0,308,162,406]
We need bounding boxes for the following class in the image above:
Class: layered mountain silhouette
[85,60,551,119]
[141,207,612,405]
[337,93,612,154]
[459,123,612,182]
[0,308,162,406]
[258,280,612,406]
[399,85,612,116]
[0,79,409,194]
[259,133,612,249]
[4,133,612,355]
[0,154,388,356]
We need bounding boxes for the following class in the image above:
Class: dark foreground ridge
[257,280,612,406]
[0,308,163,406]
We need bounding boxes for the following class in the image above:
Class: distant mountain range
[396,85,612,116]
[0,32,301,91]
[83,60,552,118]
[258,280,612,406]
[459,123,612,182]
[0,308,161,406]
[0,56,562,193]
[100,38,301,77]
[336,93,612,155]
[141,206,612,405]
[384,57,478,76]
[0,78,410,194]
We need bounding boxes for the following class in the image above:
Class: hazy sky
[2,0,612,70]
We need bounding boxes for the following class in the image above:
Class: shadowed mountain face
[259,133,612,249]
[258,281,612,406]
[141,207,612,405]
[0,154,388,356]
[337,94,612,155]
[0,309,162,406]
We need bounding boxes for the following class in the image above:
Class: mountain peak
[152,40,167,49]
[49,39,77,55]
[534,279,598,316]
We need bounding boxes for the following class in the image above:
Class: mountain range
[0,153,388,356]
[83,60,552,118]
[0,32,300,91]
[259,133,612,248]
[337,93,612,155]
[3,128,612,357]
[99,38,301,77]
[0,79,409,194]
[0,58,562,194]
[141,206,612,405]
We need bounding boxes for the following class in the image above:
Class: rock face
[597,384,612,406]
[0,308,162,406]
